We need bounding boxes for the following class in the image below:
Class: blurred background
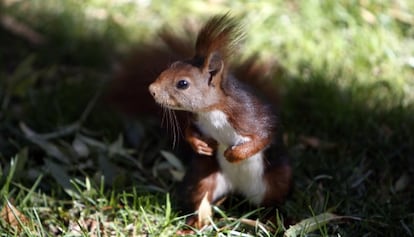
[0,0,413,235]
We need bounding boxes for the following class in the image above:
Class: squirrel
[148,14,292,226]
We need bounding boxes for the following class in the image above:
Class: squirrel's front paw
[224,146,246,163]
[189,137,216,156]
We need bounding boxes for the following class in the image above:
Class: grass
[0,0,413,236]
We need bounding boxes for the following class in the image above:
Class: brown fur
[195,13,244,64]
[108,21,283,118]
[110,14,291,227]
[178,152,221,225]
[263,164,292,205]
[148,14,292,224]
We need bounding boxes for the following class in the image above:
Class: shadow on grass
[281,70,413,235]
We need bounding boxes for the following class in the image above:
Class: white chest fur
[196,110,267,204]
[196,110,249,146]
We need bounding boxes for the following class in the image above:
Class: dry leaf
[161,150,186,181]
[300,136,320,147]
[176,229,196,235]
[169,169,185,181]
[380,125,393,139]
[299,135,337,149]
[0,14,46,45]
[360,8,377,24]
[0,200,29,231]
[284,213,340,237]
[239,218,273,232]
[395,173,410,193]
[389,8,414,25]
[197,192,212,229]
[72,137,90,157]
[160,150,185,171]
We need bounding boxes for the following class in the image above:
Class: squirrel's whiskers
[160,106,181,148]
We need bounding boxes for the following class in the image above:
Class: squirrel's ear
[203,52,224,85]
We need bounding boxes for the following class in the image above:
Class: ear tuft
[207,51,222,75]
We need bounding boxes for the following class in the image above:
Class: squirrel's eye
[176,80,189,90]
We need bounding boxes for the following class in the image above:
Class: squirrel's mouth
[154,99,184,111]
[161,103,181,110]
[149,88,187,111]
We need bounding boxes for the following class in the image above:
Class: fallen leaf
[389,8,414,25]
[0,15,46,45]
[239,218,273,232]
[380,124,393,139]
[161,150,186,181]
[394,173,410,193]
[299,135,337,150]
[45,159,78,198]
[300,136,320,147]
[20,122,71,164]
[160,150,185,171]
[176,229,196,235]
[169,169,185,181]
[197,192,212,229]
[284,212,340,237]
[72,137,90,157]
[1,200,29,231]
[360,8,377,24]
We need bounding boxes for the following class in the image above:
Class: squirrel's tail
[108,16,283,117]
[107,29,193,116]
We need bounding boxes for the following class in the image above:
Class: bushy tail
[108,15,283,117]
[107,29,192,116]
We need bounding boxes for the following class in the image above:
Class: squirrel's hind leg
[261,160,292,206]
[177,155,229,227]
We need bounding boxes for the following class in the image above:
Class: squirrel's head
[149,52,225,113]
[149,14,241,113]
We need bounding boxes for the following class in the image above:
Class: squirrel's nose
[149,84,157,97]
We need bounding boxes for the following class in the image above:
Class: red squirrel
[149,14,291,224]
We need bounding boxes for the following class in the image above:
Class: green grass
[1,0,413,236]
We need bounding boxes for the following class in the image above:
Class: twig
[19,80,106,140]
[389,9,414,25]
[0,14,46,45]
